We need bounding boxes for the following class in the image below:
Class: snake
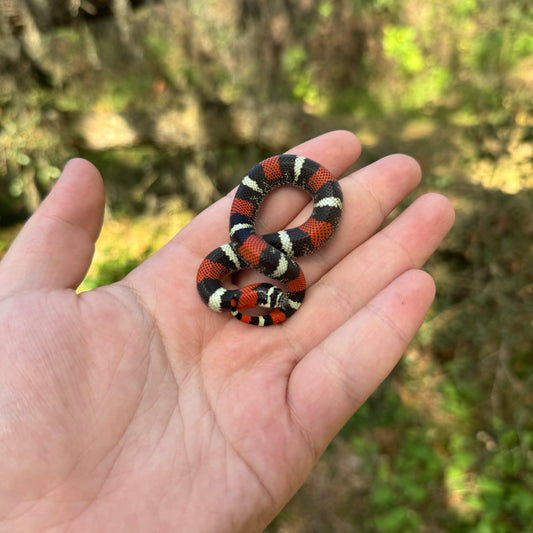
[196,154,343,326]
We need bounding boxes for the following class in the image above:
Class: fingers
[0,159,105,298]
[286,192,455,349]
[229,153,425,317]
[288,269,436,454]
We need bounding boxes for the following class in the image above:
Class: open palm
[0,131,454,532]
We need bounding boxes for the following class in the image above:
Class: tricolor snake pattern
[196,154,343,326]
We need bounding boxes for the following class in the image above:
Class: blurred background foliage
[0,0,532,531]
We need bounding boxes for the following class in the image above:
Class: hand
[0,131,454,532]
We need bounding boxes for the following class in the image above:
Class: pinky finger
[288,269,436,454]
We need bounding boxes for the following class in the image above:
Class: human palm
[0,131,454,532]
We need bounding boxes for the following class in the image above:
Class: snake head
[233,282,288,311]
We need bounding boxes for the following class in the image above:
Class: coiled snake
[196,154,343,326]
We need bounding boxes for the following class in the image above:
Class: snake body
[196,154,343,326]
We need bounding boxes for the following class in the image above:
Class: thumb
[0,158,105,298]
